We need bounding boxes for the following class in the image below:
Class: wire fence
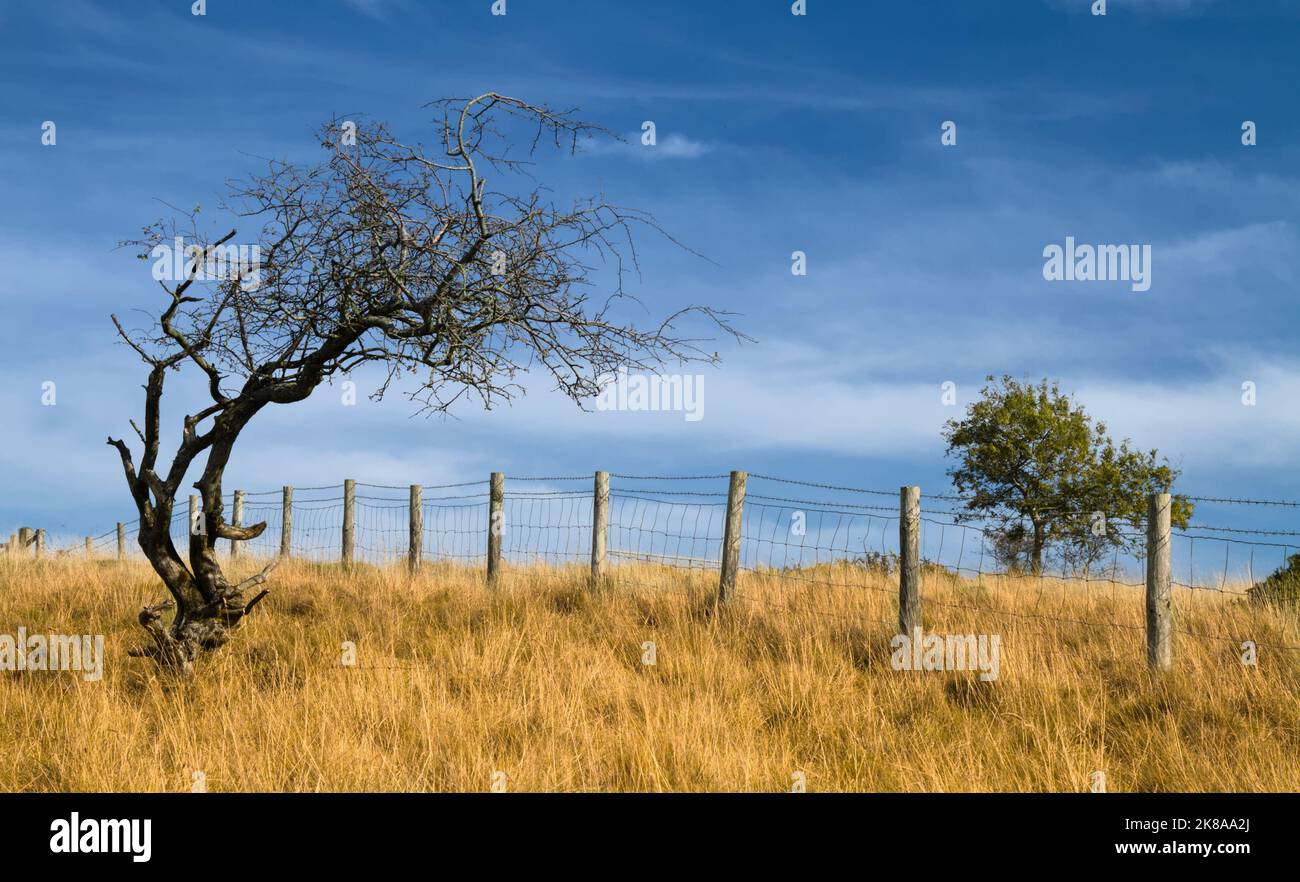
[45,474,1300,582]
[11,471,1300,665]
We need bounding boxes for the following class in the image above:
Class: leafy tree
[1249,553,1300,609]
[942,376,1191,575]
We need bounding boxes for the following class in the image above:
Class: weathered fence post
[116,522,125,561]
[281,486,293,558]
[591,470,609,581]
[18,527,33,558]
[487,472,504,584]
[342,479,356,565]
[1146,492,1173,671]
[84,536,92,558]
[899,486,922,636]
[718,470,747,603]
[231,489,244,560]
[409,484,423,574]
[34,529,44,559]
[188,495,202,546]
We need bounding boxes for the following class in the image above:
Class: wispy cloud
[4,0,1300,537]
[341,0,395,20]
[579,132,717,161]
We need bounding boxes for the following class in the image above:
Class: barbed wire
[1183,494,1300,508]
[748,473,896,497]
[610,473,731,481]
[1178,524,1300,537]
[506,475,592,482]
[356,480,486,491]
[20,472,1298,619]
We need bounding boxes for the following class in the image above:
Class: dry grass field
[1,555,1298,792]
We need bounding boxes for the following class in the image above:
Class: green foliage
[850,551,899,575]
[943,376,1192,575]
[1248,553,1300,609]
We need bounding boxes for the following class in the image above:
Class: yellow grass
[1,554,1298,792]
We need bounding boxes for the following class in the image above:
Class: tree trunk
[130,491,275,675]
[123,401,276,675]
[1030,520,1046,576]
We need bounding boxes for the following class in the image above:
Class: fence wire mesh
[18,473,1300,660]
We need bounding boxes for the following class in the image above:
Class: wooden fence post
[84,536,92,558]
[188,494,200,539]
[899,486,922,636]
[116,523,125,561]
[591,471,609,580]
[1146,492,1173,671]
[718,470,747,603]
[342,479,356,565]
[409,484,423,574]
[231,490,244,560]
[281,486,293,558]
[18,527,33,558]
[34,529,44,559]
[487,472,504,584]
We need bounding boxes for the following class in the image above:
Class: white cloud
[341,0,393,20]
[579,133,716,161]
[314,351,1300,472]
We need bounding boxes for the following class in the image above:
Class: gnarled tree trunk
[112,376,278,675]
[131,509,276,675]
[107,93,740,674]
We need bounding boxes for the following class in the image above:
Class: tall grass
[1,555,1297,792]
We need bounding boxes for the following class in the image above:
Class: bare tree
[109,93,741,674]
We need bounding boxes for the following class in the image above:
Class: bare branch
[112,93,744,672]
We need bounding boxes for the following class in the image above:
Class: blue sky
[2,0,1299,541]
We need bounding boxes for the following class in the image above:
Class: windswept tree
[943,376,1191,575]
[109,93,740,673]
